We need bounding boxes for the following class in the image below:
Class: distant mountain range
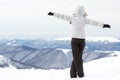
[0,37,119,69]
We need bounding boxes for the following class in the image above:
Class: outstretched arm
[86,18,111,28]
[48,12,72,22]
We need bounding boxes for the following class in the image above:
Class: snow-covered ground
[0,51,120,80]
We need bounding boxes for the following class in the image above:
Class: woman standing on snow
[48,6,111,78]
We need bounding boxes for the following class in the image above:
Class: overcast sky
[0,0,120,39]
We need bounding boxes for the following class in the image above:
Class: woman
[48,6,111,78]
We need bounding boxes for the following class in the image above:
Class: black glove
[48,12,54,16]
[103,24,111,28]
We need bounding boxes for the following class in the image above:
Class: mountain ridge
[0,36,119,69]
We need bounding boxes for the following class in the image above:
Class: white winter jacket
[53,6,104,39]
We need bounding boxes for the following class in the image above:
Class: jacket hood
[73,6,86,17]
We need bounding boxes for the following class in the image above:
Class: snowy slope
[0,51,120,80]
[0,55,12,68]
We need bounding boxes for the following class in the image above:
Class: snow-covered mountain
[1,36,119,51]
[0,46,70,69]
[0,55,12,68]
[86,37,120,42]
[56,36,120,42]
[0,47,114,69]
[0,37,119,69]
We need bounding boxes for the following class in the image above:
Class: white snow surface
[0,51,120,80]
[0,55,11,65]
[57,48,71,54]
[6,40,18,46]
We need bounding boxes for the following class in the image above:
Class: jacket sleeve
[86,18,104,27]
[54,13,72,22]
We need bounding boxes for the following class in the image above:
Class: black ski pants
[70,38,85,78]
